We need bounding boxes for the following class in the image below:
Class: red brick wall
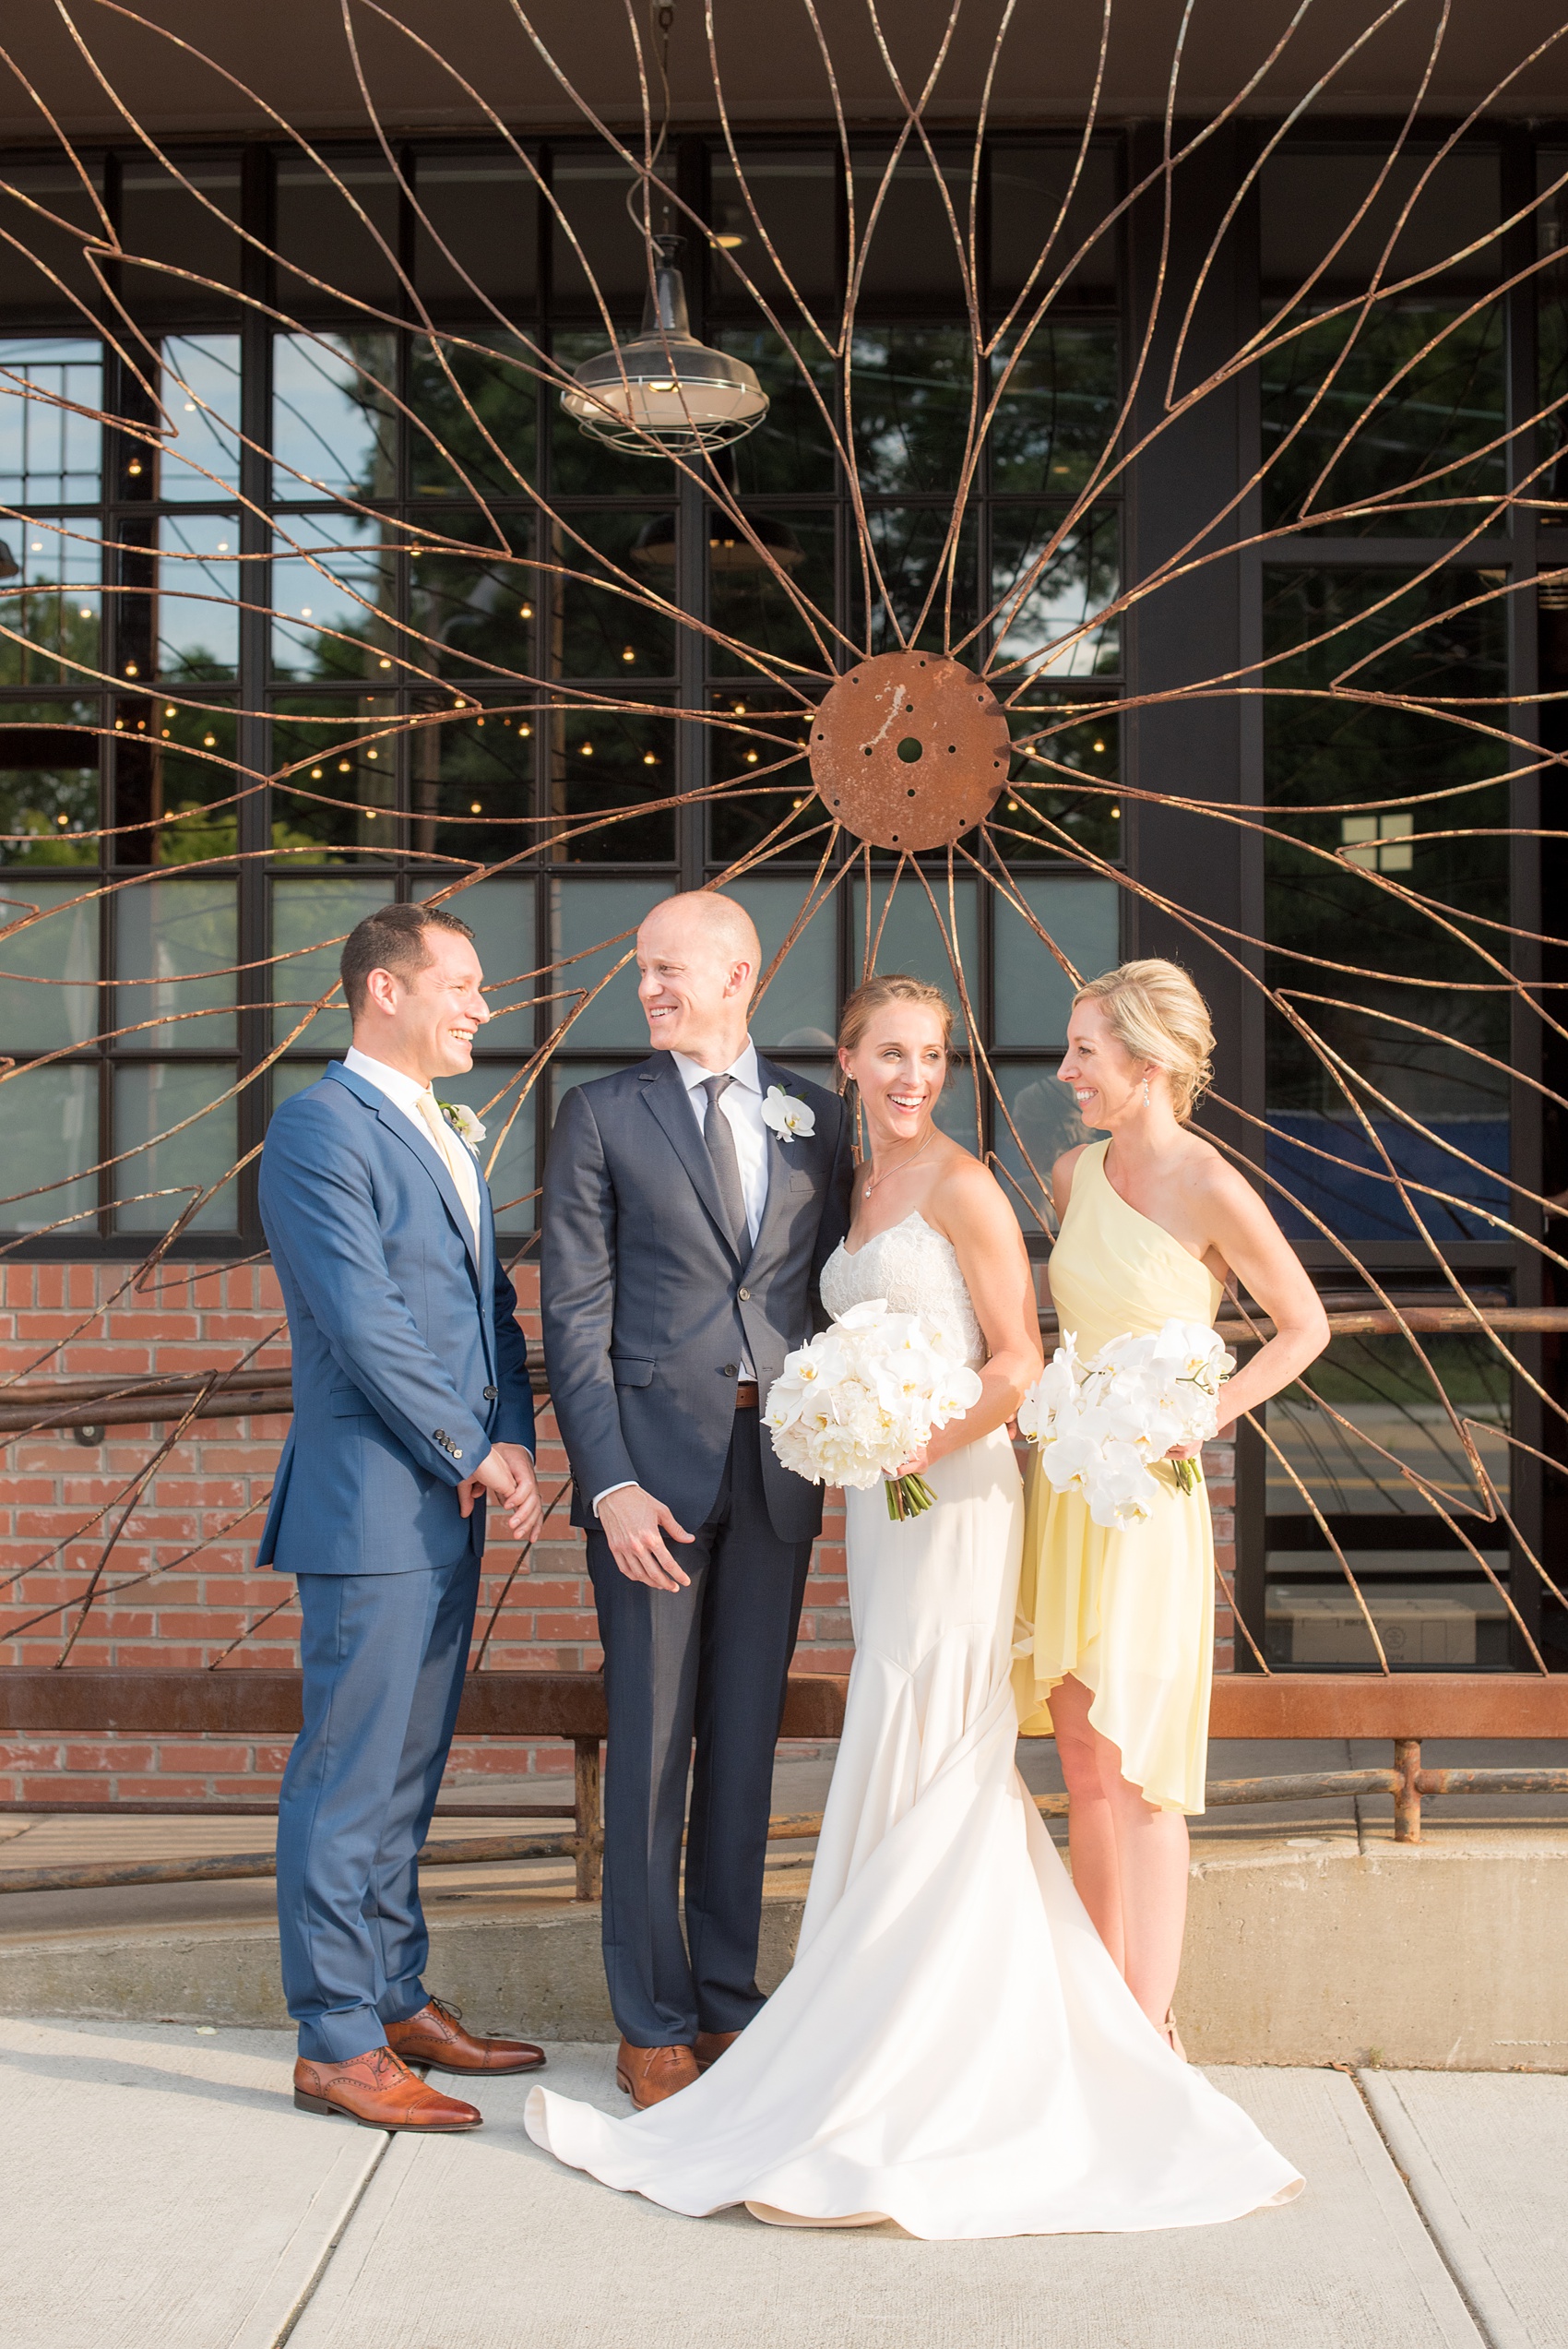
[0,1258,1230,1802]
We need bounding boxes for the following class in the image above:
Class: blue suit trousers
[277,1556,479,2061]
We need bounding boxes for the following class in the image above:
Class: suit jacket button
[721,1364,737,1377]
[738,1286,751,1301]
[483,1385,497,1401]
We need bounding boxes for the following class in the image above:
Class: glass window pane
[993,876,1120,1047]
[1263,567,1509,1243]
[853,507,978,659]
[1261,148,1502,292]
[0,514,100,688]
[849,327,975,495]
[410,337,539,498]
[1265,1334,1511,1517]
[708,508,835,676]
[0,338,101,504]
[158,514,239,681]
[275,159,401,315]
[121,699,239,866]
[849,873,978,1036]
[716,332,838,497]
[119,157,243,312]
[410,701,534,866]
[1002,699,1120,861]
[849,151,968,304]
[443,1064,536,1233]
[156,334,243,499]
[414,154,539,312]
[271,875,394,1050]
[550,160,648,310]
[547,701,676,863]
[115,876,236,1049]
[990,145,1118,302]
[1264,1574,1512,1669]
[990,323,1121,496]
[0,702,100,862]
[725,874,837,1049]
[411,876,536,1050]
[990,506,1119,680]
[933,1058,980,1151]
[270,697,398,858]
[550,877,672,1049]
[114,1062,237,1232]
[0,873,98,1047]
[0,168,107,316]
[1260,303,1506,536]
[993,1060,1089,1233]
[271,513,399,681]
[271,333,398,502]
[708,154,838,314]
[552,508,675,679]
[271,1055,327,1112]
[709,696,820,864]
[0,1062,97,1233]
[409,516,535,680]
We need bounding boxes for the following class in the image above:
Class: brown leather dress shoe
[614,2038,700,2108]
[385,1995,545,2076]
[694,2029,742,2070]
[292,2046,481,2131]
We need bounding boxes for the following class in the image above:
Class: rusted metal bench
[1,1669,1565,1900]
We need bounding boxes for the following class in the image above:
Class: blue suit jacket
[255,1061,536,1577]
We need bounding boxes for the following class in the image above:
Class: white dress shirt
[593,1038,769,1517]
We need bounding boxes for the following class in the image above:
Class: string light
[642,750,658,765]
[469,800,482,814]
[378,656,392,669]
[202,733,216,747]
[622,646,636,662]
[124,662,138,678]
[519,603,533,620]
[580,742,594,757]
[311,767,323,779]
[164,705,176,717]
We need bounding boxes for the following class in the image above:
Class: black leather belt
[734,1381,759,1410]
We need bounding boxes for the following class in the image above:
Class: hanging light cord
[627,2,677,242]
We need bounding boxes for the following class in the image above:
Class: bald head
[636,890,762,1067]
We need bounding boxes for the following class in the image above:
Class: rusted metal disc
[808,651,1011,852]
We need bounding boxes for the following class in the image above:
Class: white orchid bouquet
[1016,1318,1235,1532]
[766,1298,983,1520]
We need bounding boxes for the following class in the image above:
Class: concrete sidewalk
[5,2021,1565,2349]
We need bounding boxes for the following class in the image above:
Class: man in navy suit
[259,900,545,2133]
[542,892,853,2108]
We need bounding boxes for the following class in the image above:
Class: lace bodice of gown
[820,1211,986,1369]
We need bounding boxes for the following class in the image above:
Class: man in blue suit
[258,900,545,2133]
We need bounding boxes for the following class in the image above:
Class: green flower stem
[1172,1458,1205,1496]
[885,1473,937,1520]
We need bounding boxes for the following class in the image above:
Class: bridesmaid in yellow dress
[1015,960,1328,2054]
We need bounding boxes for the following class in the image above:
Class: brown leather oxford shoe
[694,2029,741,2070]
[614,2038,700,2108]
[385,1995,544,2076]
[292,2045,481,2131]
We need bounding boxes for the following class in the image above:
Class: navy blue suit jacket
[541,1054,852,1544]
[256,1061,535,1577]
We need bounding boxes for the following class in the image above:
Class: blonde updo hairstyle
[837,972,956,1096]
[1073,959,1214,1123]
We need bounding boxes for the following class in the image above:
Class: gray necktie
[701,1074,749,1254]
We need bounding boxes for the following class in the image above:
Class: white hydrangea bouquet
[766,1298,983,1521]
[1016,1318,1235,1532]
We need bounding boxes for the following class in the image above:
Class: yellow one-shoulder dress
[1014,1140,1223,1816]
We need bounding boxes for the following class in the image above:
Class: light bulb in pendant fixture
[562,235,766,455]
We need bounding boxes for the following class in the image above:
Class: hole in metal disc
[896,736,923,763]
[908,787,917,796]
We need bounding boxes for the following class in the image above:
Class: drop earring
[1143,1075,1151,1106]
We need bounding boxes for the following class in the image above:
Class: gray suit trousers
[588,1404,812,2047]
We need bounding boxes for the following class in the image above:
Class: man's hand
[490,1441,544,1545]
[598,1484,695,1592]
[457,1447,519,1521]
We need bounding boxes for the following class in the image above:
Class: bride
[525,973,1301,2237]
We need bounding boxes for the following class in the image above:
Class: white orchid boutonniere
[761,1084,816,1143]
[437,1100,486,1151]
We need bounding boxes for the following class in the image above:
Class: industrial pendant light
[561,233,768,456]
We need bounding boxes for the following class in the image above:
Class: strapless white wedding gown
[525,1213,1302,2237]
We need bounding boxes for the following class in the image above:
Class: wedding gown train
[525,1211,1302,2237]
